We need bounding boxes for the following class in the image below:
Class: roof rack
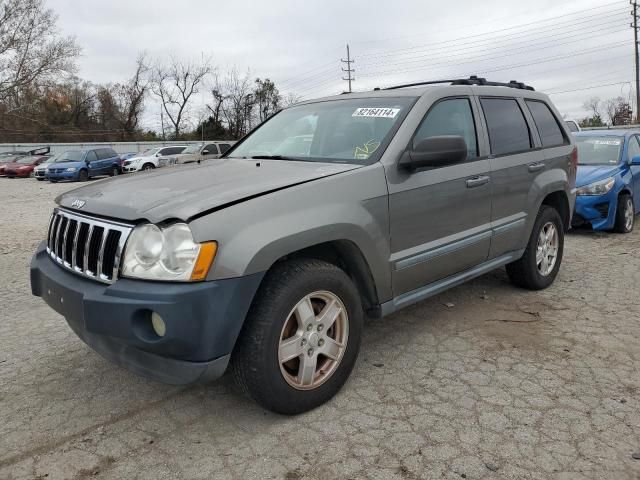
[383,75,535,91]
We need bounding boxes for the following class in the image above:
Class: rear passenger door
[388,97,492,295]
[628,135,640,206]
[479,97,542,259]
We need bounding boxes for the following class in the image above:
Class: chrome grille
[46,208,133,284]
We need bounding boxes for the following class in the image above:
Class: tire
[36,178,44,181]
[78,169,88,182]
[232,259,363,415]
[110,166,120,176]
[141,163,155,171]
[613,193,634,233]
[506,205,564,290]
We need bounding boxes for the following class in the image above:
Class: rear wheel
[141,163,155,171]
[78,169,88,182]
[613,194,634,233]
[506,205,564,290]
[232,259,363,415]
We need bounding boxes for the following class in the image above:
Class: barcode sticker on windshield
[590,139,621,145]
[352,107,400,118]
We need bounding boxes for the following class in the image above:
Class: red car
[0,155,23,176]
[5,155,50,178]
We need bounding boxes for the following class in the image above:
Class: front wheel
[506,205,564,290]
[232,259,363,415]
[78,169,88,182]
[613,194,634,233]
[141,163,155,171]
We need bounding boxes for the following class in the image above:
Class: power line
[548,79,633,95]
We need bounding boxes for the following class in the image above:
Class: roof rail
[383,75,535,91]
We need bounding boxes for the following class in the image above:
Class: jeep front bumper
[30,242,263,385]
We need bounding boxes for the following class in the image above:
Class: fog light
[151,312,166,337]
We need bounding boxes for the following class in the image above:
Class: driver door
[628,135,640,208]
[387,97,492,296]
[84,150,99,177]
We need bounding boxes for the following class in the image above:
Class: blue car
[572,130,640,233]
[48,147,121,182]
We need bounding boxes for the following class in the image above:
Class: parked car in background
[0,155,22,176]
[4,155,50,178]
[31,76,576,414]
[34,155,61,181]
[171,142,235,165]
[572,130,639,233]
[48,147,120,182]
[117,152,137,171]
[122,146,186,172]
[565,120,581,133]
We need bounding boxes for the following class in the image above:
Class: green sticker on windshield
[354,139,381,160]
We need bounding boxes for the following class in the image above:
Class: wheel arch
[540,189,571,231]
[266,239,382,316]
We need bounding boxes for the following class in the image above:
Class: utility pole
[631,0,640,122]
[341,44,355,93]
[160,105,166,141]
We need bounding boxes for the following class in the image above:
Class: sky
[48,0,635,130]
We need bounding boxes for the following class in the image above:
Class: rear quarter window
[525,100,567,147]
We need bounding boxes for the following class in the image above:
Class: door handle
[528,162,545,172]
[466,175,490,188]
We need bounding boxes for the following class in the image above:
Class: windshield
[56,150,85,162]
[183,144,202,154]
[575,136,623,165]
[229,97,415,164]
[16,156,40,164]
[140,148,159,156]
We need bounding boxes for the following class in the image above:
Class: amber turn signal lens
[190,242,218,281]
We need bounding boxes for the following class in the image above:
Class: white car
[122,146,187,173]
[33,155,61,180]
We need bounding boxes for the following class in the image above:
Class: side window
[628,136,640,162]
[94,149,106,160]
[219,143,231,154]
[525,100,567,147]
[85,151,98,162]
[106,148,117,158]
[203,144,219,154]
[565,121,579,133]
[413,98,478,159]
[167,147,184,155]
[480,98,532,155]
[158,148,170,156]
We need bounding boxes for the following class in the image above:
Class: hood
[49,161,85,169]
[56,158,361,223]
[576,164,622,187]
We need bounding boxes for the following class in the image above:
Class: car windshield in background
[229,97,415,164]
[16,156,39,164]
[574,136,622,165]
[57,151,85,162]
[183,144,202,154]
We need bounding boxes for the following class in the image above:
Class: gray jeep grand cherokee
[31,77,577,414]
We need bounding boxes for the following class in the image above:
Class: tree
[0,0,80,103]
[604,96,632,126]
[109,53,150,139]
[152,56,211,139]
[211,69,255,139]
[253,78,281,122]
[282,92,301,107]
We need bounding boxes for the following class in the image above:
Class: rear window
[526,100,566,147]
[480,98,532,156]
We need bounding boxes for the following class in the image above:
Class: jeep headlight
[65,167,77,172]
[122,223,217,281]
[576,177,615,196]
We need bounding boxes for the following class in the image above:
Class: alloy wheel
[536,222,559,276]
[624,198,634,231]
[278,291,349,390]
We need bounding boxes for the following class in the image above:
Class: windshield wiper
[250,155,301,161]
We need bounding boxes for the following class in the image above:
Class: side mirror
[201,149,209,155]
[156,153,161,157]
[631,155,640,165]
[399,135,467,172]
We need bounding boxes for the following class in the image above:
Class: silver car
[31,77,576,414]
